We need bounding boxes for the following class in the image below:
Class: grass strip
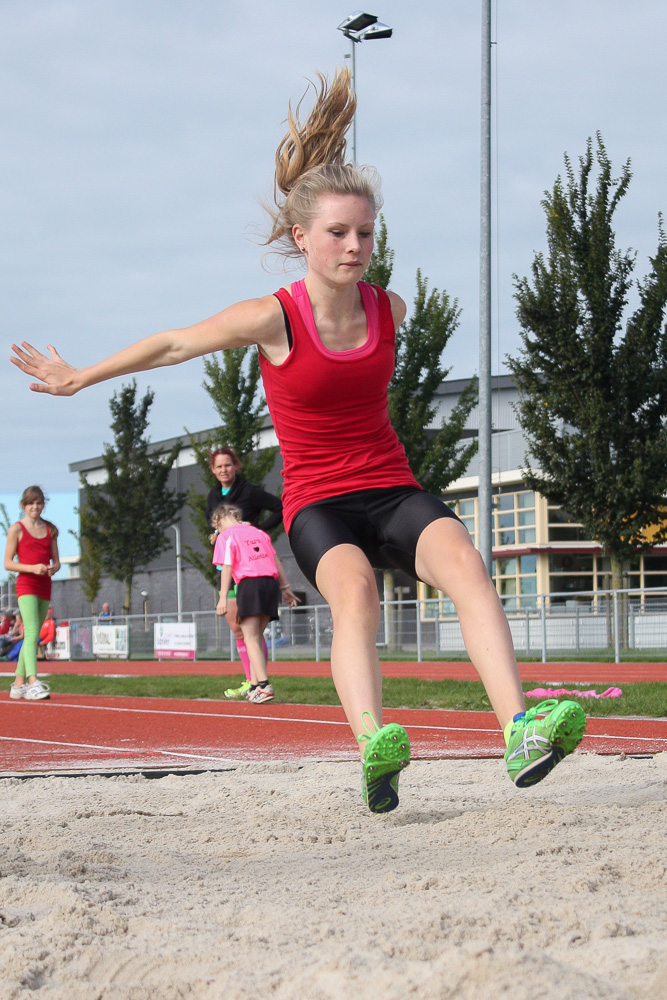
[5,674,665,718]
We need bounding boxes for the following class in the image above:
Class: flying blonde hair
[264,68,383,258]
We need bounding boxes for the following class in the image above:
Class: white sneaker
[9,683,28,700]
[25,680,50,701]
[248,684,274,704]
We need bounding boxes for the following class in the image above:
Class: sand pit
[1,752,665,999]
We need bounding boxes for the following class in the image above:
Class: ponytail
[264,69,382,258]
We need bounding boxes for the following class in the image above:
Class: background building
[50,376,667,619]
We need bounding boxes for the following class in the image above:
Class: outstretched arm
[10,294,286,396]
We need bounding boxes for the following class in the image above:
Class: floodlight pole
[478,0,493,574]
[338,12,393,168]
[350,40,358,166]
[171,523,183,622]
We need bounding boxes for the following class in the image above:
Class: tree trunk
[610,554,628,650]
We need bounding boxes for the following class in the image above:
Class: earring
[300,246,306,253]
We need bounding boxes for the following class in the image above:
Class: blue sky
[2,0,666,497]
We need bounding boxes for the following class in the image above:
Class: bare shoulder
[195,293,286,356]
[4,521,20,555]
[253,290,291,365]
[222,293,283,335]
[362,284,407,329]
[385,289,407,328]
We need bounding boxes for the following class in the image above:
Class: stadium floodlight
[336,11,393,165]
[337,11,378,36]
[357,22,393,41]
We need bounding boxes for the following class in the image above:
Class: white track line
[0,734,237,764]
[2,700,351,727]
[1,700,664,744]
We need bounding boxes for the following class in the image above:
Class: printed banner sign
[92,624,129,659]
[154,622,197,660]
[45,625,71,661]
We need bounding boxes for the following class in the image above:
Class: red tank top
[15,523,53,600]
[260,280,419,532]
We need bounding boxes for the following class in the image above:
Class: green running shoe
[504,699,586,788]
[224,680,252,700]
[357,711,410,814]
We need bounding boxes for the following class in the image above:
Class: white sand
[1,752,666,1000]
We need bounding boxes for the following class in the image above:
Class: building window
[493,491,536,547]
[450,498,476,546]
[493,554,538,610]
[419,584,454,619]
[641,553,667,601]
[548,553,594,601]
[547,507,587,542]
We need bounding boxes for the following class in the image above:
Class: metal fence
[58,586,667,664]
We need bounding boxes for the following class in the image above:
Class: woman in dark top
[206,447,283,698]
[205,447,282,533]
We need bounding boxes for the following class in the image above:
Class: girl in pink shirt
[212,505,299,704]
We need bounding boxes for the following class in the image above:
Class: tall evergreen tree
[365,216,478,495]
[78,381,185,612]
[70,507,103,615]
[509,135,667,587]
[185,348,279,587]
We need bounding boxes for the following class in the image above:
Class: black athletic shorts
[288,486,463,590]
[236,576,280,622]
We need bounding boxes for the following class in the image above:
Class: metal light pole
[478,0,493,574]
[140,590,149,631]
[337,11,393,167]
[171,523,183,622]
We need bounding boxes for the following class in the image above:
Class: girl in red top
[11,70,584,808]
[4,486,60,700]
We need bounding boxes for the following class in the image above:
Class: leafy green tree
[509,135,667,588]
[78,381,185,612]
[70,507,103,615]
[365,216,478,494]
[185,348,279,587]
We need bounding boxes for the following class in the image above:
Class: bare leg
[238,614,270,684]
[415,518,525,730]
[315,544,382,744]
[226,598,252,683]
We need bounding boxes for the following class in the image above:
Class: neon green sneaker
[504,699,586,788]
[357,712,410,814]
[224,680,252,700]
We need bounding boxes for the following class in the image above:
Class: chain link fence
[57,587,667,665]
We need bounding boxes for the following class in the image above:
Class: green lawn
[5,674,665,718]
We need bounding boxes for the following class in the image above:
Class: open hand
[10,341,79,395]
[281,587,301,608]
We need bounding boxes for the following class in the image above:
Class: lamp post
[171,523,183,622]
[337,11,393,166]
[140,590,149,631]
[478,0,493,574]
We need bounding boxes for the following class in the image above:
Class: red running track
[27,659,667,683]
[1,694,665,776]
